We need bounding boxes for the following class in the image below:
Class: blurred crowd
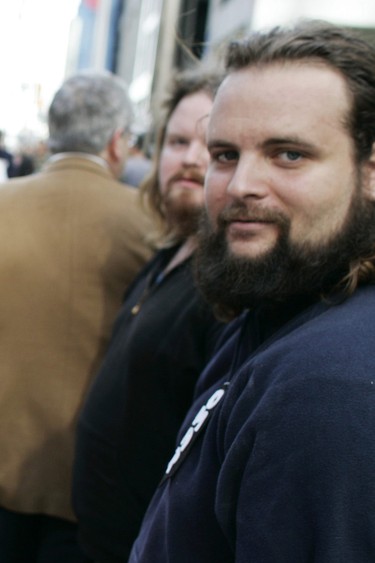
[0,121,152,188]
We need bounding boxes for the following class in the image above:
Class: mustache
[168,169,205,186]
[217,201,289,227]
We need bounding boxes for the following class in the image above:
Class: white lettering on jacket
[164,384,228,477]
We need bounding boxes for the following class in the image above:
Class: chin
[167,196,203,216]
[172,191,204,209]
[228,240,276,261]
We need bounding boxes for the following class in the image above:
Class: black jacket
[72,247,225,561]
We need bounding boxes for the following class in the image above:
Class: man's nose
[227,155,270,200]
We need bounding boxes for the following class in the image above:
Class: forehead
[167,91,213,135]
[208,62,351,143]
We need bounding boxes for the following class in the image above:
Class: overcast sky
[0,0,80,143]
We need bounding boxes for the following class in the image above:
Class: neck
[164,236,197,276]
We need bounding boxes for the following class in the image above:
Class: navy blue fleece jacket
[130,286,375,563]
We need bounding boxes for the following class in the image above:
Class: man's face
[205,62,366,259]
[159,91,213,234]
[195,61,375,314]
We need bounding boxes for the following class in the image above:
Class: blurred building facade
[67,0,375,134]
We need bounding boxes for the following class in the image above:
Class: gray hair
[48,70,133,154]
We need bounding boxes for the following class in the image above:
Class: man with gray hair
[0,71,152,562]
[48,71,133,179]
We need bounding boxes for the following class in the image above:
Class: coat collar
[45,152,111,175]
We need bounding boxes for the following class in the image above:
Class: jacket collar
[46,152,110,171]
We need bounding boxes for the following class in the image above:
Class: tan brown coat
[0,155,153,521]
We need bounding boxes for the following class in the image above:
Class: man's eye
[278,150,302,162]
[212,150,238,163]
[168,137,188,147]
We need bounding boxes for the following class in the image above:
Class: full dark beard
[194,190,375,321]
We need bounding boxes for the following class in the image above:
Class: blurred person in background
[0,130,15,179]
[72,66,226,562]
[12,151,36,176]
[121,131,152,187]
[0,70,153,562]
[33,138,49,171]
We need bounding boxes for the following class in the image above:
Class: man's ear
[108,129,125,163]
[363,142,375,201]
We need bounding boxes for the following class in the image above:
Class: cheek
[158,148,178,194]
[204,171,228,221]
[285,175,355,244]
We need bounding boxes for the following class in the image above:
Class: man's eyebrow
[262,136,317,151]
[207,138,237,151]
[206,136,319,154]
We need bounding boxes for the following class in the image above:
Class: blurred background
[1,0,375,166]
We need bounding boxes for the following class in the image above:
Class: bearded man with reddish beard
[72,67,226,563]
